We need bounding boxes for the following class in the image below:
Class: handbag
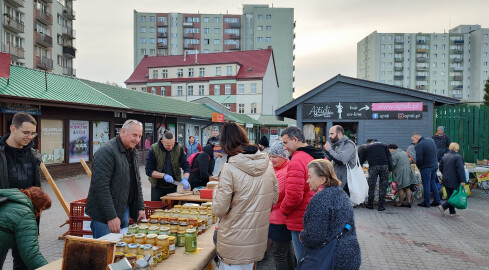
[448,185,467,209]
[346,153,369,205]
[297,224,352,270]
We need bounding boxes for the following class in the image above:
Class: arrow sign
[359,105,370,111]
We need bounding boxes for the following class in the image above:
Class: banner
[69,120,89,163]
[302,102,423,120]
[40,119,64,164]
[93,121,109,153]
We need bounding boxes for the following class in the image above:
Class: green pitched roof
[227,112,261,125]
[0,66,127,109]
[258,115,296,126]
[208,95,237,104]
[81,79,216,119]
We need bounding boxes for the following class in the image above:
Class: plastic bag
[448,185,467,209]
[346,154,369,205]
[441,187,448,200]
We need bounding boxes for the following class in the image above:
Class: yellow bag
[464,185,471,196]
[442,187,448,200]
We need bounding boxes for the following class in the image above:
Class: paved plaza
[4,166,489,270]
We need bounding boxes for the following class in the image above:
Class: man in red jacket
[280,126,325,262]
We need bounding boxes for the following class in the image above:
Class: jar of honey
[173,205,182,213]
[190,205,199,212]
[176,231,186,247]
[139,219,149,226]
[150,220,160,227]
[138,224,149,235]
[115,242,127,253]
[189,211,199,220]
[156,235,170,260]
[160,216,170,223]
[169,221,179,231]
[154,209,164,217]
[122,233,135,244]
[185,228,197,253]
[181,205,190,212]
[125,253,137,267]
[169,217,178,223]
[134,233,146,244]
[152,246,163,263]
[163,209,172,216]
[159,226,170,235]
[168,236,176,255]
[113,252,125,263]
[170,230,178,238]
[128,224,139,234]
[188,218,198,229]
[197,220,203,235]
[180,211,190,219]
[127,243,140,255]
[178,222,189,232]
[138,244,153,256]
[148,225,159,235]
[206,206,213,215]
[146,234,158,245]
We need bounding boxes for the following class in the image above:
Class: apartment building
[133,4,294,108]
[125,48,279,119]
[0,0,75,76]
[357,25,489,102]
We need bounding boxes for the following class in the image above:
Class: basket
[69,216,92,236]
[70,198,88,217]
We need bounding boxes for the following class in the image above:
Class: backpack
[188,152,210,172]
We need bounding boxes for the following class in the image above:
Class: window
[199,85,205,95]
[214,17,220,23]
[485,52,489,57]
[193,17,200,23]
[266,14,271,20]
[187,85,194,96]
[177,69,183,78]
[484,62,489,66]
[257,14,263,19]
[177,86,183,96]
[257,37,263,42]
[141,26,146,33]
[149,27,155,33]
[251,83,257,94]
[162,69,168,78]
[214,39,220,45]
[161,87,166,96]
[189,68,194,77]
[204,28,209,34]
[484,34,489,39]
[214,85,220,95]
[203,39,210,45]
[265,37,271,42]
[141,48,146,54]
[142,87,147,92]
[381,62,385,67]
[226,66,232,75]
[158,16,164,22]
[216,67,221,76]
[204,17,210,23]
[257,26,263,31]
[238,104,245,113]
[238,84,244,94]
[152,70,158,79]
[266,26,271,31]
[432,71,437,76]
[214,28,220,34]
[199,67,205,77]
[149,49,155,55]
[381,53,386,58]
[251,103,257,114]
[140,16,146,22]
[140,37,146,44]
[151,87,156,94]
[224,84,231,94]
[149,38,155,44]
[381,44,385,49]
[149,16,155,22]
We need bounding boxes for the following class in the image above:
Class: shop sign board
[1,103,41,115]
[69,120,90,163]
[302,102,423,120]
[212,112,225,123]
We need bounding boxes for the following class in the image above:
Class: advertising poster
[69,120,89,163]
[93,121,109,154]
[40,119,64,164]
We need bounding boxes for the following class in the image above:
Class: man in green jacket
[145,131,191,201]
[85,120,146,238]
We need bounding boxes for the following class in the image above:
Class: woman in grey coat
[388,144,417,207]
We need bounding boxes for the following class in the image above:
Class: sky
[74,0,489,98]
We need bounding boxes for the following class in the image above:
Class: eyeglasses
[122,119,143,129]
[18,129,38,138]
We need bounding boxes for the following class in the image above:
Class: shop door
[332,122,358,144]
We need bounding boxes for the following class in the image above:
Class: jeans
[442,187,456,214]
[290,231,303,263]
[420,166,441,206]
[272,241,296,270]
[0,244,27,270]
[151,186,176,201]
[90,206,129,239]
[367,165,389,206]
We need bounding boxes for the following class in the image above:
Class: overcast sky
[75,0,489,98]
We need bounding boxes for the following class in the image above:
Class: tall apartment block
[0,0,76,76]
[357,25,489,102]
[133,4,294,108]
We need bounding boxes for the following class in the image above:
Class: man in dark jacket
[360,139,393,211]
[146,131,191,201]
[0,113,42,269]
[432,126,451,162]
[85,119,146,238]
[411,132,441,207]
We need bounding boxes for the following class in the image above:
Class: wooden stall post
[80,159,92,179]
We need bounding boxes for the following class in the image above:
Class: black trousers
[151,185,177,201]
[0,244,28,270]
[367,165,389,206]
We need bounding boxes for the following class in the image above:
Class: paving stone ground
[4,166,489,270]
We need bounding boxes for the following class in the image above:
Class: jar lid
[141,244,152,250]
[147,233,158,239]
[149,225,159,230]
[150,220,159,224]
[170,221,179,225]
[139,219,149,223]
[157,235,169,240]
[160,226,170,231]
[116,242,127,247]
[138,225,149,229]
[152,246,162,251]
[186,228,197,233]
[179,222,189,226]
[160,220,169,225]
[123,232,134,236]
[114,252,124,257]
[129,224,138,228]
[127,243,140,248]
[134,233,146,238]
[177,231,185,234]
[168,236,176,241]
[170,230,178,233]
[125,253,137,258]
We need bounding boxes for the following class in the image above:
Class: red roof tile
[125,48,274,84]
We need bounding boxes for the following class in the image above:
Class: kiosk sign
[303,102,423,120]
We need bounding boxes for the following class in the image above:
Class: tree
[484,78,489,104]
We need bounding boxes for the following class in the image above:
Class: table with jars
[39,203,218,270]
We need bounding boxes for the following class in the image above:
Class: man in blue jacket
[411,132,441,207]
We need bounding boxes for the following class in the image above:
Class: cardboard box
[200,188,213,199]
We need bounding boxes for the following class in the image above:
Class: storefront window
[69,120,90,163]
[177,123,185,145]
[40,119,64,164]
[144,123,154,149]
[270,129,279,141]
[93,121,109,154]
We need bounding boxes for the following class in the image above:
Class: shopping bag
[464,185,471,196]
[441,187,448,200]
[346,154,369,205]
[297,238,336,270]
[448,185,467,209]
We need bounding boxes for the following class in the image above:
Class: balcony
[416,48,427,53]
[416,57,427,62]
[394,48,404,53]
[453,66,464,71]
[416,85,426,90]
[62,45,76,58]
[394,57,404,62]
[394,39,404,44]
[62,6,76,20]
[184,43,196,49]
[35,56,53,70]
[394,66,403,71]
[416,66,427,71]
[454,85,463,90]
[453,58,463,63]
[416,39,428,44]
[2,43,24,59]
[184,32,196,38]
[158,32,167,37]
[452,94,463,99]
[416,75,427,80]
[230,34,240,39]
[453,75,463,81]
[454,40,464,44]
[2,16,24,33]
[394,75,404,80]
[156,20,168,26]
[35,32,52,47]
[229,22,241,28]
[5,0,24,7]
[63,66,76,76]
[451,49,463,54]
[157,42,168,48]
[35,9,52,25]
[62,25,76,39]
[182,22,193,27]
[229,45,240,50]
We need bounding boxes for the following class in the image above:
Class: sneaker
[417,202,430,208]
[378,206,386,212]
[365,204,374,210]
[438,205,445,215]
[430,201,441,207]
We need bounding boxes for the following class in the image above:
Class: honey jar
[152,245,163,263]
[114,252,125,263]
[127,243,140,255]
[134,233,146,244]
[185,228,197,253]
[115,242,127,253]
[173,205,182,213]
[170,230,178,238]
[178,222,189,231]
[125,253,137,267]
[128,224,139,234]
[148,225,159,235]
[138,224,149,235]
[169,217,178,223]
[156,235,170,260]
[138,244,153,256]
[159,226,170,235]
[146,233,158,246]
[168,236,176,255]
[154,209,164,217]
[181,205,190,212]
[160,216,170,223]
[122,233,135,244]
[197,220,203,235]
[139,219,149,226]
[170,221,179,231]
[180,211,190,219]
[188,218,198,229]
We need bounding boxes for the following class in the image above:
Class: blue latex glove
[163,174,174,184]
[181,178,190,191]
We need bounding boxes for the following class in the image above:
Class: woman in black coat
[438,142,466,216]
[188,144,216,189]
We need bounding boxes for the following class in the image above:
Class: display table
[161,194,212,208]
[39,227,217,270]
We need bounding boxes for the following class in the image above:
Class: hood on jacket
[332,136,349,147]
[202,144,215,159]
[0,133,34,152]
[228,145,268,177]
[296,146,325,159]
[0,188,33,210]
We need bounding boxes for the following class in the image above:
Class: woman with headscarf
[212,122,278,270]
[188,144,216,189]
[258,135,270,153]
